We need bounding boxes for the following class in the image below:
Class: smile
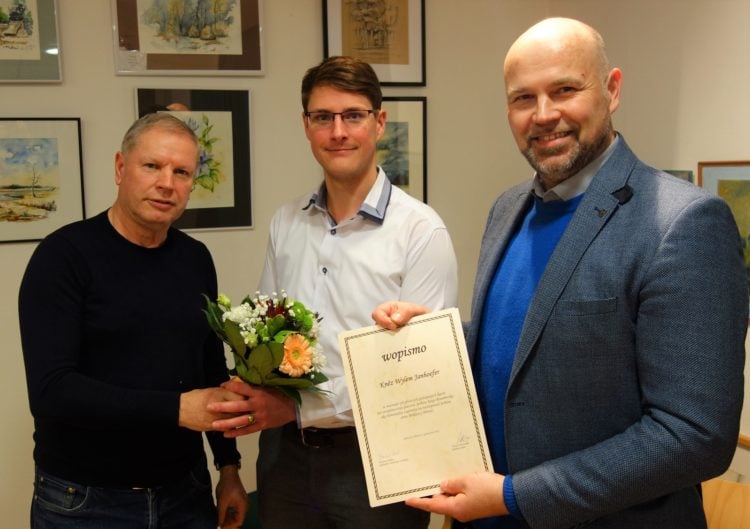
[533,131,571,142]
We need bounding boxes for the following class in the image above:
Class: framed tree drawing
[378,96,426,202]
[323,0,425,86]
[112,0,263,76]
[0,118,84,243]
[136,88,252,230]
[0,0,62,82]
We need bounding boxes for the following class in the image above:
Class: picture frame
[112,0,263,76]
[0,118,84,243]
[664,169,693,184]
[698,160,750,311]
[323,0,425,86]
[378,96,426,202]
[0,0,62,82]
[136,88,252,230]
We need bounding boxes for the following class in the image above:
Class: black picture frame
[0,118,85,242]
[379,96,426,202]
[136,88,252,230]
[323,0,425,86]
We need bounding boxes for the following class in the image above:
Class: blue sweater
[473,193,583,528]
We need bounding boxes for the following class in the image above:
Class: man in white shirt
[210,56,458,528]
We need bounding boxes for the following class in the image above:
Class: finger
[372,309,398,330]
[222,380,252,392]
[405,495,448,515]
[440,476,466,496]
[208,399,253,413]
[212,414,256,431]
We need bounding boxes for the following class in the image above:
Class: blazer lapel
[468,184,533,362]
[509,139,639,382]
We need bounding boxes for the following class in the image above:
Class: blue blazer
[465,138,747,528]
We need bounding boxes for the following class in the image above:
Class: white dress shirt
[259,168,458,427]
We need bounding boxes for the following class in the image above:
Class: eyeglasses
[304,109,376,128]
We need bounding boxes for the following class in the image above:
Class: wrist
[216,461,241,472]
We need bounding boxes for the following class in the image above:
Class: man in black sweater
[19,113,248,528]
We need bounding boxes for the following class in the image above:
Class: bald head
[505,18,610,87]
[502,17,622,188]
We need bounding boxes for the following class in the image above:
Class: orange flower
[279,334,313,377]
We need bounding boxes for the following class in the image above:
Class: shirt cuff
[503,474,523,520]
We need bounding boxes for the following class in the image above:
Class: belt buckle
[299,427,334,448]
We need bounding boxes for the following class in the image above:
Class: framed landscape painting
[0,0,62,82]
[698,160,750,313]
[112,0,263,76]
[0,118,84,243]
[378,96,426,202]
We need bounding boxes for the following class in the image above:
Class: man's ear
[114,151,125,185]
[607,68,623,114]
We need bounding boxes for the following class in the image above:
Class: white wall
[1,1,748,526]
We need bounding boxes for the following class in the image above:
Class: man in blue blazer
[374,17,747,528]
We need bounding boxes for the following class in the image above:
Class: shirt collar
[533,134,620,202]
[302,167,392,225]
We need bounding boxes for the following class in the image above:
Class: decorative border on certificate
[0,118,85,243]
[0,0,62,83]
[112,0,263,76]
[340,308,491,506]
[136,88,253,230]
[323,0,425,86]
[379,96,426,202]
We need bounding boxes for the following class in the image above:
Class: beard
[522,122,613,185]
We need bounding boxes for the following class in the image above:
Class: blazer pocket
[556,297,617,316]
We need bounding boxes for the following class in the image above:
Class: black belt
[294,425,357,448]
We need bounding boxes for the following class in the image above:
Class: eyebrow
[506,75,585,98]
[307,106,372,113]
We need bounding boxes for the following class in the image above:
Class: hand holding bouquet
[204,291,327,404]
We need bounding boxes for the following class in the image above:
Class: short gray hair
[120,113,198,157]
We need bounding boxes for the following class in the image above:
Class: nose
[329,114,348,139]
[533,96,561,125]
[155,167,176,190]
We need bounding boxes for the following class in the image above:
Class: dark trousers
[257,423,430,529]
[31,461,217,529]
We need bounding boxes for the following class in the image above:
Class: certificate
[339,308,492,506]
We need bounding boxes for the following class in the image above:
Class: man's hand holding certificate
[339,308,492,507]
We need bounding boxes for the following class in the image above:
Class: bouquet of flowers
[203,291,327,404]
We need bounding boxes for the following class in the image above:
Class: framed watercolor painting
[136,88,252,230]
[323,0,425,86]
[0,118,84,243]
[112,0,263,76]
[378,96,426,202]
[0,0,62,82]
[698,160,750,311]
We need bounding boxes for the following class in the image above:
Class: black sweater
[19,211,239,487]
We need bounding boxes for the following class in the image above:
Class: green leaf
[246,343,277,380]
[273,330,294,344]
[266,314,287,337]
[275,386,302,405]
[223,320,246,357]
[235,357,262,385]
[263,371,314,389]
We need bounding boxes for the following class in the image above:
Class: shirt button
[330,228,336,235]
[322,267,327,274]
